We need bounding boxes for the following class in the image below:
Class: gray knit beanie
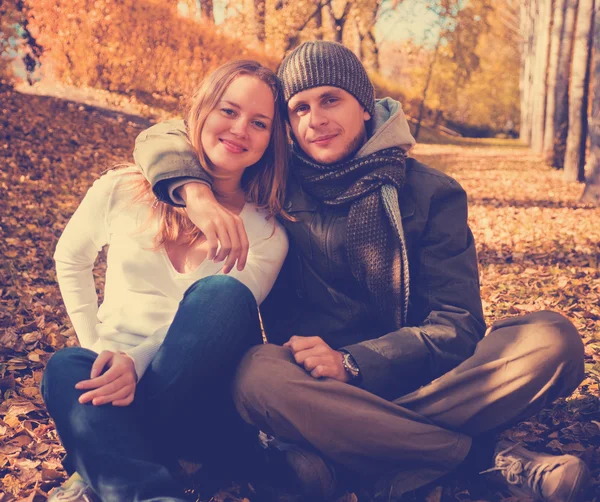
[277,41,375,117]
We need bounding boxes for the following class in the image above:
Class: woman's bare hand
[75,351,138,406]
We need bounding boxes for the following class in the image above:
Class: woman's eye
[222,108,235,116]
[253,121,267,129]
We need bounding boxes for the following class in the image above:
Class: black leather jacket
[260,160,486,399]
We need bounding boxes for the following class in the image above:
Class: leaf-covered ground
[1,84,599,501]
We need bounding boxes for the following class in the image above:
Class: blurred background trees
[2,0,599,203]
[0,0,41,85]
[520,0,599,203]
[1,0,521,134]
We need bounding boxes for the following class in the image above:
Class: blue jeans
[42,276,263,502]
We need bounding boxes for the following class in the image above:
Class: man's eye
[295,105,309,114]
[325,98,338,105]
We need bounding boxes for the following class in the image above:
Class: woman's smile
[219,138,248,154]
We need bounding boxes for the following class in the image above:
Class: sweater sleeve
[124,326,169,381]
[133,119,212,206]
[223,219,289,305]
[54,175,116,349]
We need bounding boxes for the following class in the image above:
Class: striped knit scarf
[292,145,410,330]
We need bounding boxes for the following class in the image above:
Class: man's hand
[284,336,349,383]
[178,182,249,273]
[75,351,138,406]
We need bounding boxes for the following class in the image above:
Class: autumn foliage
[24,0,279,97]
[2,80,600,501]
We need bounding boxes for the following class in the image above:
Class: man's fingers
[311,365,334,379]
[302,355,329,371]
[285,336,325,353]
[90,351,113,379]
[293,347,329,365]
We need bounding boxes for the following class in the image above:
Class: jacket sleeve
[342,179,486,398]
[133,119,212,206]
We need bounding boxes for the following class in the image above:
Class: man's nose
[308,108,328,128]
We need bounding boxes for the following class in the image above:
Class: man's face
[287,86,371,165]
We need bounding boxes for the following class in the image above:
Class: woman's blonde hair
[130,60,289,249]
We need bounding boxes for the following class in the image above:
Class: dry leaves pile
[0,84,150,501]
[1,85,599,501]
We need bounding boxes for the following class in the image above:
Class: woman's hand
[75,351,138,406]
[179,182,249,274]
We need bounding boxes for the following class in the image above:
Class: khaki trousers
[232,311,585,495]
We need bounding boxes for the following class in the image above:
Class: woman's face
[201,75,275,178]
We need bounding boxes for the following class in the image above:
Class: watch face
[343,353,359,378]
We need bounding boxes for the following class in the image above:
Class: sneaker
[480,441,589,501]
[48,473,99,502]
[259,432,337,501]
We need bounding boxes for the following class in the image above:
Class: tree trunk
[199,0,213,22]
[368,28,380,72]
[315,5,323,39]
[543,0,568,161]
[552,0,578,167]
[323,1,351,43]
[531,0,552,154]
[253,0,266,42]
[414,35,442,140]
[564,0,594,181]
[582,0,600,204]
[520,0,535,144]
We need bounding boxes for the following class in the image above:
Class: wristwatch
[341,351,361,382]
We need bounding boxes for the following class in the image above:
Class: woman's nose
[230,118,249,137]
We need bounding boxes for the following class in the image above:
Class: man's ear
[363,109,371,121]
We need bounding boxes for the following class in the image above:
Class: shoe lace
[54,482,96,502]
[258,430,276,450]
[480,442,547,497]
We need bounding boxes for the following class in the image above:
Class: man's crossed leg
[233,310,587,500]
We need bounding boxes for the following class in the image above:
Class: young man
[133,42,588,501]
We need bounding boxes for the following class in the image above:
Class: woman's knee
[183,275,255,310]
[41,347,96,405]
[170,276,260,349]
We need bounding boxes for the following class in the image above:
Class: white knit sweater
[54,167,288,380]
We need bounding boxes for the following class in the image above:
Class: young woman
[42,60,289,502]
